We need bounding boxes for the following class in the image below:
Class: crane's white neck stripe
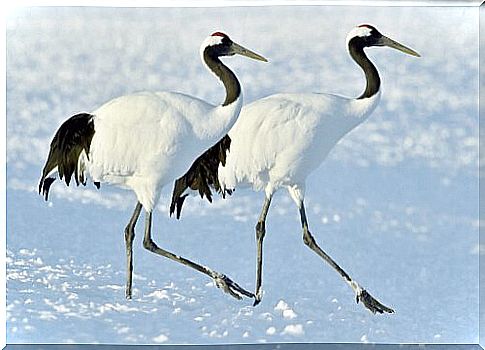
[199,35,224,68]
[346,26,372,46]
[201,35,224,49]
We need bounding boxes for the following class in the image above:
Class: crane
[38,32,267,300]
[170,24,420,314]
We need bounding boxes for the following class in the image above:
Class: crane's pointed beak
[381,36,420,57]
[230,42,268,62]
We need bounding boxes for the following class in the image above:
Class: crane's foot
[356,289,394,314]
[213,273,255,301]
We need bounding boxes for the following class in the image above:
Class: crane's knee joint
[124,226,135,243]
[303,230,315,247]
[143,238,156,251]
[255,221,266,240]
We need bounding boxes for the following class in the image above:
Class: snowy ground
[6,5,479,345]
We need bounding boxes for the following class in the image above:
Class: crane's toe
[356,289,394,314]
[213,273,255,301]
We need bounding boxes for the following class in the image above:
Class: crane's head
[346,24,420,57]
[201,32,268,62]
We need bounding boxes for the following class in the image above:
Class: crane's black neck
[348,39,380,99]
[203,48,241,106]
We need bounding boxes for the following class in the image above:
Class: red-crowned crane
[171,25,420,314]
[39,32,267,300]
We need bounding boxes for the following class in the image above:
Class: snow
[281,324,305,337]
[152,333,169,343]
[266,326,276,336]
[6,4,479,346]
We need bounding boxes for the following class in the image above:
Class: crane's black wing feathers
[170,135,232,219]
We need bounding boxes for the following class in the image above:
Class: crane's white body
[218,91,380,202]
[84,91,242,211]
[167,25,417,313]
[39,32,269,302]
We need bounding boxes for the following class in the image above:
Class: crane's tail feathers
[169,135,232,219]
[38,113,98,201]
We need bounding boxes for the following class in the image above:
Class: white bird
[171,24,420,313]
[38,32,267,300]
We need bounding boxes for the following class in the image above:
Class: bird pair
[39,24,419,314]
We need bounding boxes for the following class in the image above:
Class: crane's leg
[124,202,143,299]
[298,201,394,314]
[142,211,255,301]
[253,195,272,306]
